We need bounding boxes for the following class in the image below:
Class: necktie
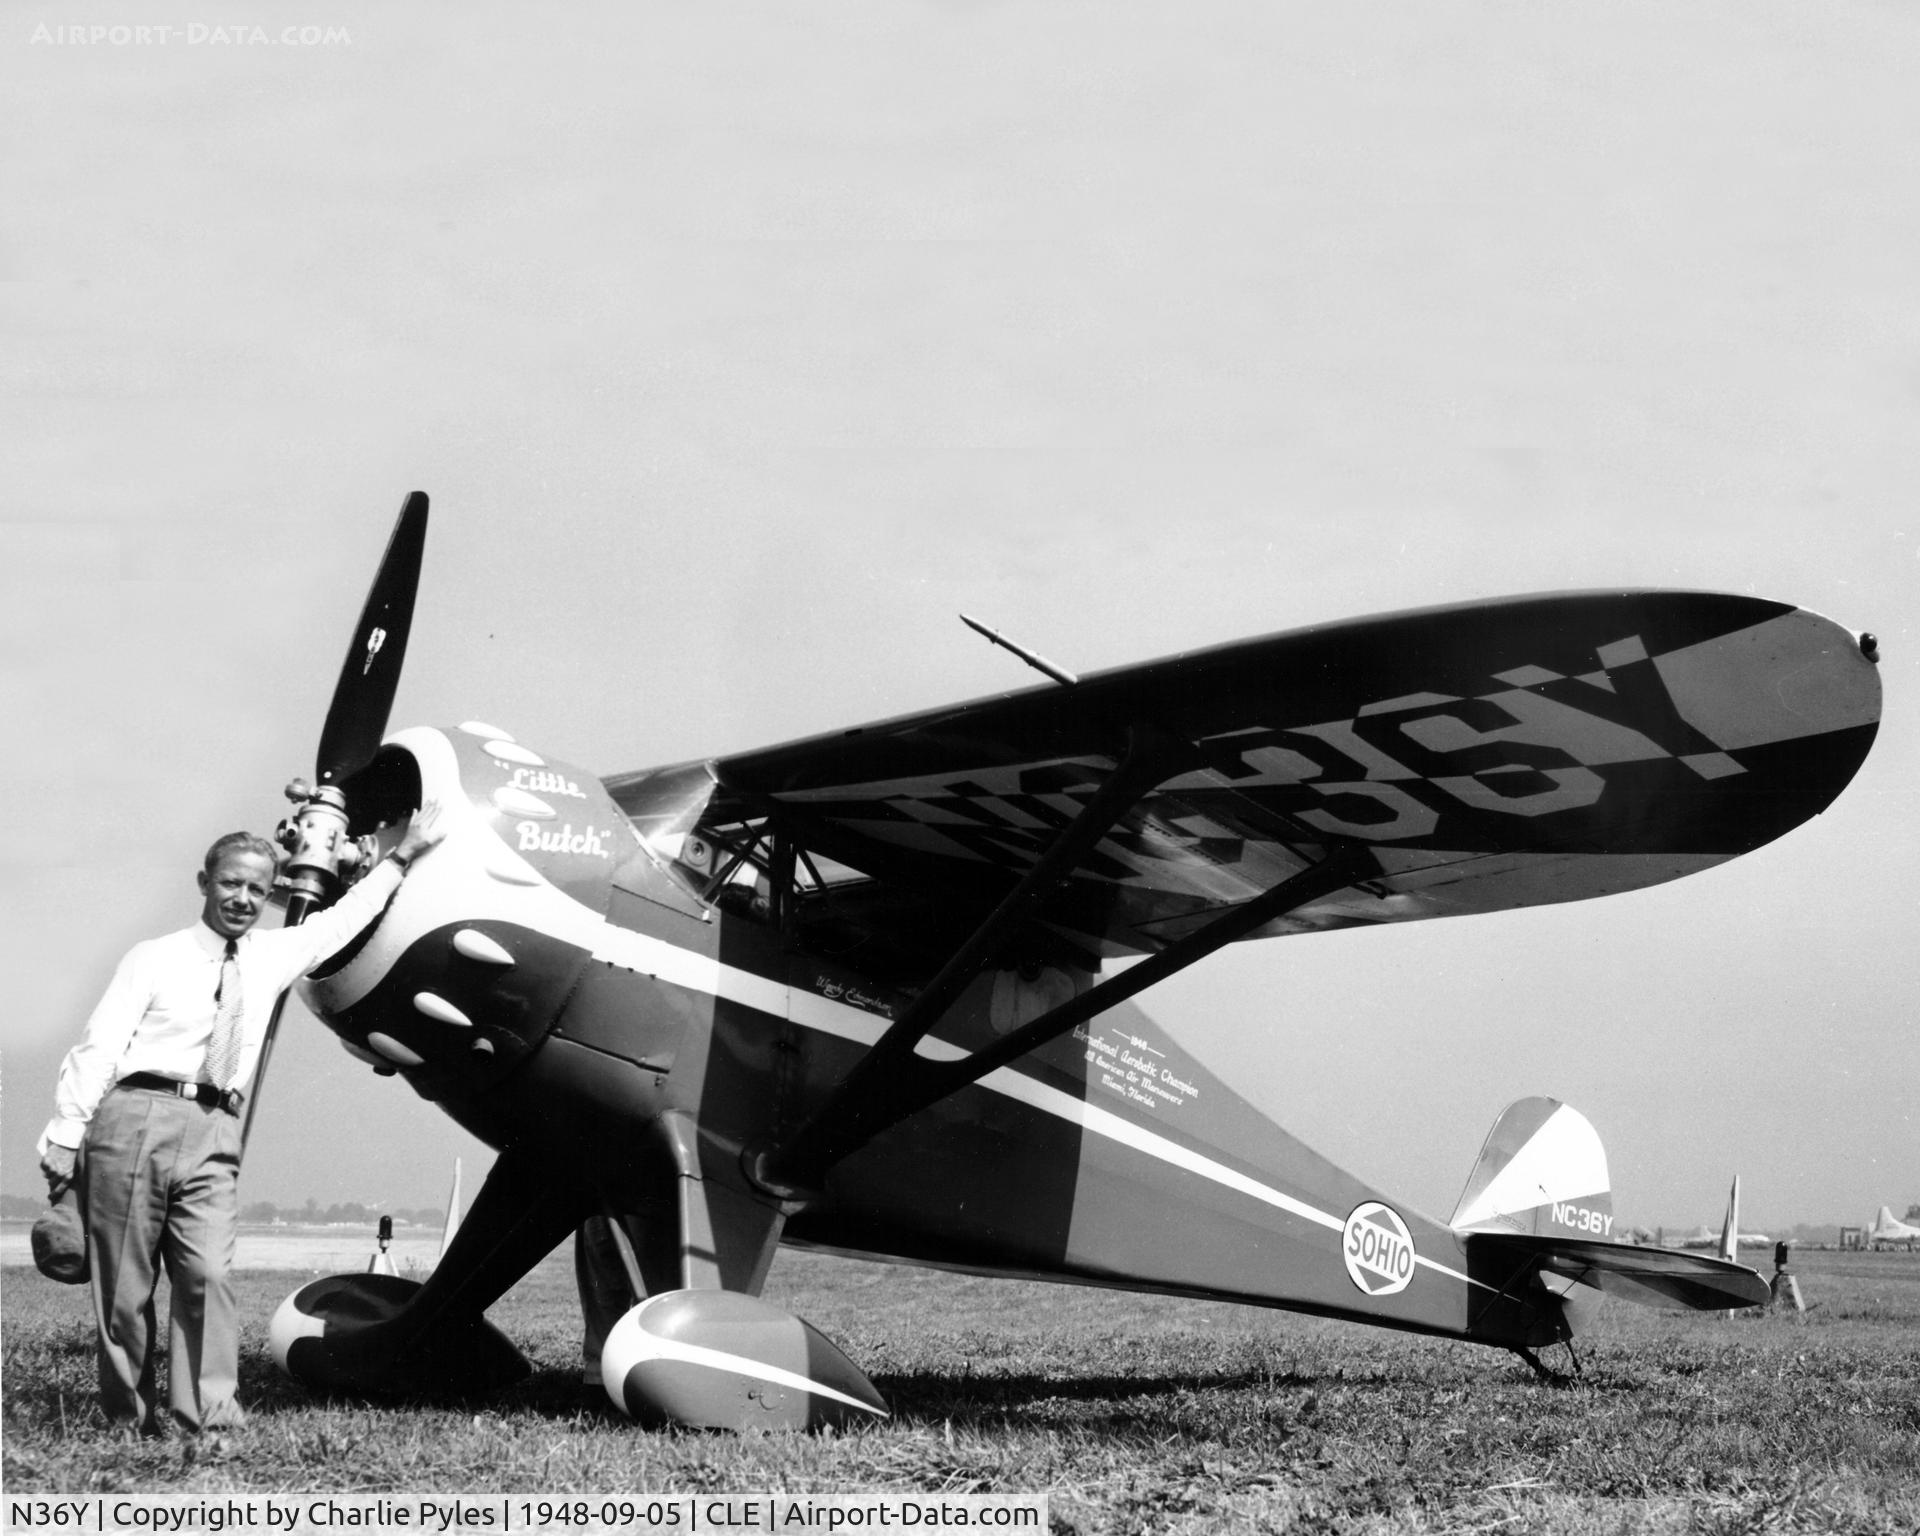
[203,940,244,1090]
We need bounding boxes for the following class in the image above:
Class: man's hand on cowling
[394,795,450,865]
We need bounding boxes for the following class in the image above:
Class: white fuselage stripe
[580,921,1488,1292]
[384,729,1494,1298]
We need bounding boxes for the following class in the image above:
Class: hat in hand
[32,1187,88,1285]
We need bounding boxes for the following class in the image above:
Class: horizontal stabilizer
[1470,1232,1771,1312]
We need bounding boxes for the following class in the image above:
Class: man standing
[37,802,445,1437]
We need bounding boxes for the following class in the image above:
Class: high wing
[610,590,1879,971]
[608,591,1877,1186]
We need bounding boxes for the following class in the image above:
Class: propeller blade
[251,492,429,1149]
[243,877,331,1151]
[316,491,429,786]
[241,989,296,1152]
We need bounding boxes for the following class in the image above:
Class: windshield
[616,761,871,912]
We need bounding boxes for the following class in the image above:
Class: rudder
[1453,1099,1771,1339]
[1450,1097,1617,1242]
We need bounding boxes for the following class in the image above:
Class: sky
[3,2,1917,1234]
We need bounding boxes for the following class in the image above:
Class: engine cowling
[301,724,643,1105]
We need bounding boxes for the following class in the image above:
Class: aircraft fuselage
[300,724,1571,1350]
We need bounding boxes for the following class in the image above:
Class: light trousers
[81,1086,245,1433]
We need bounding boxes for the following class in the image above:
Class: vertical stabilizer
[1718,1176,1740,1265]
[1454,1101,1772,1329]
[1868,1206,1919,1243]
[438,1158,464,1264]
[1450,1098,1615,1240]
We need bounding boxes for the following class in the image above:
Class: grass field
[5,1247,1919,1533]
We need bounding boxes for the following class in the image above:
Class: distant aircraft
[256,495,1880,1428]
[1867,1206,1920,1251]
[1674,1177,1769,1258]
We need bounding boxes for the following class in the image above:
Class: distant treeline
[1,1192,444,1227]
[237,1199,448,1228]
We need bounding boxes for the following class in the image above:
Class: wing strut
[750,759,1378,1195]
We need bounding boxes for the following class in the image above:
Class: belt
[116,1072,245,1116]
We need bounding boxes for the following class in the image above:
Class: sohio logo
[1342,1202,1417,1297]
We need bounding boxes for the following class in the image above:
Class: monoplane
[263,495,1882,1427]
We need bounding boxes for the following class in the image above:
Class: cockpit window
[619,761,720,871]
[617,761,874,918]
[793,847,869,892]
[612,762,1085,989]
[679,821,772,905]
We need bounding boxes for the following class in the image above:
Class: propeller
[316,491,430,788]
[243,492,430,1149]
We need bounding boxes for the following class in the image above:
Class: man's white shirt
[40,858,406,1154]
